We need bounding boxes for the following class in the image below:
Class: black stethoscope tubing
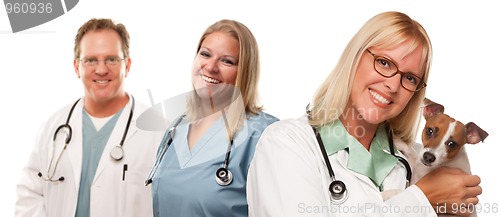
[145,112,235,186]
[312,126,349,203]
[385,124,412,182]
[311,123,412,204]
[38,96,135,182]
[109,96,135,161]
[145,114,185,186]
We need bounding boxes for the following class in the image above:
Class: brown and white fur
[410,99,488,184]
[384,98,488,216]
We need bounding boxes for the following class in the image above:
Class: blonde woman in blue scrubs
[149,19,278,217]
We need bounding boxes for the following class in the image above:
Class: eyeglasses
[79,56,125,68]
[366,49,426,92]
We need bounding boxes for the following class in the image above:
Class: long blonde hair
[308,11,432,145]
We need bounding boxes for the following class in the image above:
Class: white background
[1,0,498,216]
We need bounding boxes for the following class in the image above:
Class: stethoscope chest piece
[215,167,233,186]
[110,146,124,161]
[329,180,348,204]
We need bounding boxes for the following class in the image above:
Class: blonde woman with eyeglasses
[247,11,481,217]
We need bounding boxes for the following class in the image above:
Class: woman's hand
[416,167,482,216]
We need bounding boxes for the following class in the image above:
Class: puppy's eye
[425,127,439,138]
[446,141,458,150]
[425,128,434,137]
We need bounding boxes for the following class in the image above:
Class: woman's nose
[384,74,402,92]
[203,59,219,73]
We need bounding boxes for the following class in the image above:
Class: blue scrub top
[152,112,278,217]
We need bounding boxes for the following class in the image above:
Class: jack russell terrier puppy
[383,98,488,217]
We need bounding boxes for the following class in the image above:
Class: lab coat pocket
[117,164,129,216]
[119,164,154,217]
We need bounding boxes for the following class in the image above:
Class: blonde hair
[308,11,432,145]
[186,19,262,139]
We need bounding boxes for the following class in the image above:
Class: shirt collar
[318,120,397,188]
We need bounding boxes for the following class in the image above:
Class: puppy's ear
[465,122,489,144]
[423,98,445,119]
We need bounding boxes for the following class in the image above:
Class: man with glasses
[15,18,162,217]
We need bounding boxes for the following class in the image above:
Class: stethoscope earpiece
[38,171,65,182]
[215,167,233,186]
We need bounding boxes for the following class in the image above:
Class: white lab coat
[15,97,163,217]
[247,118,437,217]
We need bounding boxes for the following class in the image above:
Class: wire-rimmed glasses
[78,56,125,68]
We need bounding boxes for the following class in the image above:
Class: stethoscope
[311,123,412,204]
[37,96,135,182]
[145,111,235,187]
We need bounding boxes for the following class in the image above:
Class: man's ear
[124,57,132,77]
[74,59,81,78]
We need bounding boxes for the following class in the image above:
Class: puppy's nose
[423,152,436,164]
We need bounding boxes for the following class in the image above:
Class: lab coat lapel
[334,150,378,190]
[66,99,84,192]
[93,100,138,182]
